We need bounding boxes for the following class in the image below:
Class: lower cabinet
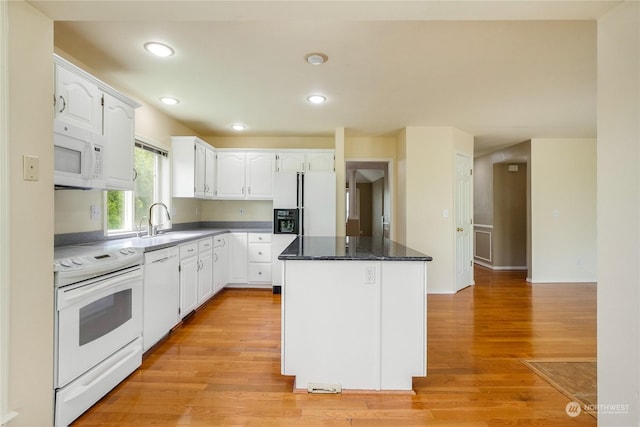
[228,232,248,283]
[179,237,214,319]
[179,242,199,318]
[248,233,272,284]
[197,238,214,306]
[213,234,229,293]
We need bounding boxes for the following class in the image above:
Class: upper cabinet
[54,54,140,190]
[172,136,216,199]
[170,142,333,200]
[103,94,135,190]
[216,151,276,200]
[54,63,103,135]
[276,150,335,172]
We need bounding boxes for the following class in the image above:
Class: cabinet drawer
[179,242,198,259]
[248,233,271,243]
[248,263,272,283]
[248,243,271,262]
[198,237,213,252]
[213,234,227,248]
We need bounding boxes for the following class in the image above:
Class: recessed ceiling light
[305,53,328,65]
[144,42,175,57]
[160,97,179,105]
[307,95,327,104]
[230,123,246,131]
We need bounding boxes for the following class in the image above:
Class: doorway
[345,161,391,238]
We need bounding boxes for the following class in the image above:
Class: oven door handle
[59,270,142,309]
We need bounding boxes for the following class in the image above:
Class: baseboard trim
[474,260,527,271]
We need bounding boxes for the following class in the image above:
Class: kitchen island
[278,236,432,392]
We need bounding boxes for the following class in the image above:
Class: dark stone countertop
[278,236,432,262]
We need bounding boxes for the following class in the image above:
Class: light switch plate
[23,155,39,181]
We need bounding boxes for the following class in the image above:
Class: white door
[228,232,248,283]
[194,143,207,198]
[103,93,135,190]
[179,255,198,317]
[306,152,334,172]
[277,152,305,173]
[246,152,275,199]
[197,250,213,305]
[216,152,246,198]
[455,153,473,291]
[55,64,103,135]
[204,147,216,198]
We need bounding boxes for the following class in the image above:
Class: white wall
[6,1,54,425]
[530,138,597,283]
[398,127,473,294]
[597,2,640,425]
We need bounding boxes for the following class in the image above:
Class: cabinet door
[194,143,207,198]
[246,152,275,199]
[55,64,103,135]
[103,93,135,190]
[277,152,305,173]
[228,232,248,283]
[204,147,216,199]
[179,255,198,318]
[216,152,246,199]
[197,250,213,306]
[214,238,229,293]
[306,152,335,172]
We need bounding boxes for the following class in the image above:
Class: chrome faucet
[148,202,171,236]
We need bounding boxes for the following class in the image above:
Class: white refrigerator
[273,171,336,236]
[272,171,336,290]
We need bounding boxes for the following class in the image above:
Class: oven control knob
[127,248,136,254]
[71,258,83,265]
[60,260,72,268]
[120,248,130,255]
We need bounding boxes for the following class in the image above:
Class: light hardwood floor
[72,266,596,426]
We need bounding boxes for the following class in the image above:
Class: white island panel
[282,257,427,391]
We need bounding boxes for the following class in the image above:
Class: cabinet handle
[248,186,251,195]
[241,186,245,195]
[214,253,218,262]
[258,251,263,255]
[58,96,66,113]
[132,168,138,181]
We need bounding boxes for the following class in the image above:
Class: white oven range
[54,245,144,427]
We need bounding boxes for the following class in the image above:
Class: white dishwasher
[143,246,180,352]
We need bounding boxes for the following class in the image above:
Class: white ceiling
[30,1,616,156]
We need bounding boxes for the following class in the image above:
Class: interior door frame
[0,1,13,423]
[345,158,394,241]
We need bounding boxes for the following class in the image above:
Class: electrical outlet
[365,266,375,284]
[23,155,39,181]
[90,205,100,220]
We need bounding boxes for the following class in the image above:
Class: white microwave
[54,119,105,189]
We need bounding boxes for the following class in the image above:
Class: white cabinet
[54,62,103,135]
[53,54,140,191]
[179,237,214,317]
[215,152,246,199]
[228,232,248,283]
[276,150,335,172]
[216,151,275,199]
[103,93,135,190]
[197,238,214,306]
[246,153,276,199]
[248,233,272,283]
[171,136,216,199]
[213,234,229,293]
[179,242,199,318]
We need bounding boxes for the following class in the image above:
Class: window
[106,139,170,236]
